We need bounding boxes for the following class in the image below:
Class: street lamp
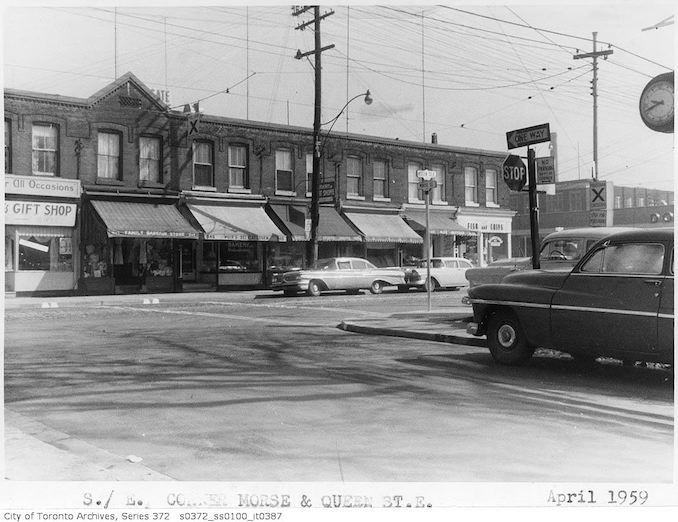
[307,90,373,267]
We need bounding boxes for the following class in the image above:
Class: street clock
[639,71,674,133]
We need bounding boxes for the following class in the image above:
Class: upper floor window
[305,153,313,195]
[228,144,248,189]
[614,195,622,209]
[624,196,633,208]
[431,163,445,203]
[346,156,362,196]
[408,161,424,203]
[275,148,294,193]
[637,196,646,207]
[193,141,214,188]
[465,166,478,204]
[485,169,497,205]
[373,160,388,198]
[4,119,11,174]
[97,131,121,179]
[32,123,58,176]
[139,136,161,183]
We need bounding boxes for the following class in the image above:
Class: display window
[15,234,73,272]
[268,243,304,272]
[218,241,262,272]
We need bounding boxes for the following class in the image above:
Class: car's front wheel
[307,280,322,297]
[486,311,534,365]
[369,280,384,294]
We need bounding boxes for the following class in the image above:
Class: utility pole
[574,32,613,181]
[294,5,335,268]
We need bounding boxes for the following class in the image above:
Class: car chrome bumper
[466,322,480,336]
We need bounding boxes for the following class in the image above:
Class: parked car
[465,227,635,288]
[465,228,674,366]
[405,257,474,291]
[271,257,406,296]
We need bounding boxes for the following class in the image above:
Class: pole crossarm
[573,49,614,59]
[295,44,335,59]
[295,10,335,30]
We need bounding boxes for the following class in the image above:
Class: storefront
[4,174,81,296]
[402,207,476,263]
[183,194,287,290]
[455,207,515,266]
[80,197,199,294]
[341,207,423,267]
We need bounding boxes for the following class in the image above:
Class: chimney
[431,133,438,144]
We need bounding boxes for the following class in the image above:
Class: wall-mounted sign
[318,181,335,203]
[5,200,77,227]
[589,180,611,227]
[5,174,81,198]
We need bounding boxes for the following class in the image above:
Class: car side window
[351,260,368,269]
[580,243,664,275]
[432,259,444,268]
[337,261,351,270]
[459,260,473,269]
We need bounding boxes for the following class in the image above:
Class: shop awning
[268,204,307,241]
[187,202,285,241]
[318,206,362,242]
[342,211,423,244]
[91,200,199,239]
[404,210,476,236]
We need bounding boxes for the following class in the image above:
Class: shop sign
[5,174,81,198]
[488,236,503,247]
[536,157,555,184]
[5,200,77,227]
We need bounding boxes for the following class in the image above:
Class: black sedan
[466,228,674,365]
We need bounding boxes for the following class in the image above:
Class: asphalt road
[3,289,674,482]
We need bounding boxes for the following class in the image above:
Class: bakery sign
[5,200,77,227]
[5,174,82,198]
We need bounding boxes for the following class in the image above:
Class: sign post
[507,123,551,269]
[416,170,437,312]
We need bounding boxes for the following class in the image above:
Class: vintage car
[271,257,407,296]
[464,227,634,288]
[405,257,474,291]
[466,228,674,366]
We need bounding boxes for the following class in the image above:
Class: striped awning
[342,210,423,244]
[187,202,285,241]
[91,200,198,239]
[403,210,476,236]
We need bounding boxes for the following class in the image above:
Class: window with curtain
[5,119,11,174]
[17,235,73,272]
[275,148,293,193]
[193,141,214,187]
[465,166,478,204]
[485,168,497,204]
[346,156,362,196]
[32,123,58,176]
[97,131,121,179]
[229,144,248,188]
[408,161,423,202]
[139,136,161,183]
[431,163,445,202]
[373,160,388,198]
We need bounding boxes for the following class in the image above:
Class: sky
[2,1,676,191]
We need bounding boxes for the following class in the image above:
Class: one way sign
[506,123,551,149]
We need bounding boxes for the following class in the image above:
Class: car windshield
[312,259,337,271]
[539,239,586,261]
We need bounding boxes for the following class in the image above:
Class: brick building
[509,179,674,257]
[4,72,514,295]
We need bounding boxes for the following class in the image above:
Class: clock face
[639,72,674,133]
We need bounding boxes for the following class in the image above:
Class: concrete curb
[337,320,487,347]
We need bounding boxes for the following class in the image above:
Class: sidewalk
[338,308,486,347]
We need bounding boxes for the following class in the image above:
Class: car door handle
[643,279,663,286]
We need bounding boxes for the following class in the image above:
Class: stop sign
[502,154,527,191]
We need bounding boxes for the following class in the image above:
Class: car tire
[487,311,535,365]
[369,280,384,294]
[307,280,322,297]
[423,278,439,292]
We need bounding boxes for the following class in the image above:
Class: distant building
[5,72,516,295]
[509,179,674,257]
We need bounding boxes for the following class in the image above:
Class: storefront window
[83,243,109,278]
[268,243,304,272]
[18,235,72,272]
[5,235,15,270]
[218,241,262,272]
